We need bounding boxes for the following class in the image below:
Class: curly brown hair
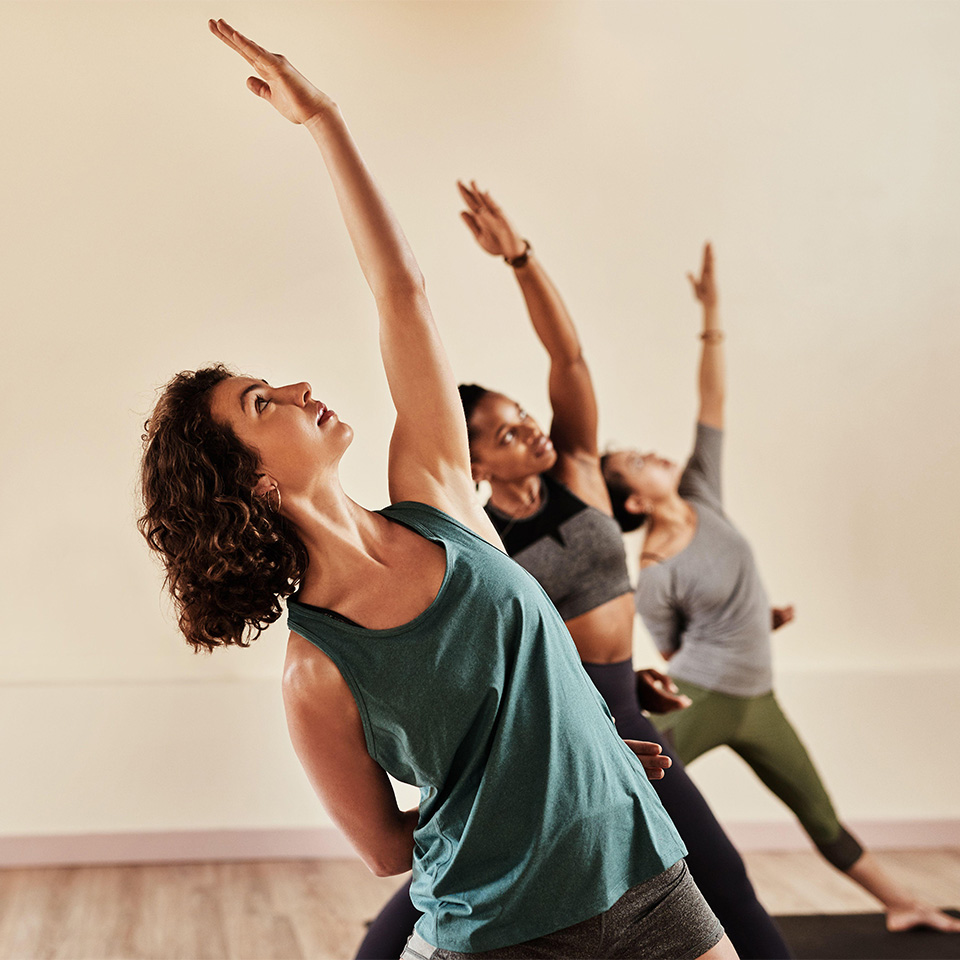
[138,364,309,652]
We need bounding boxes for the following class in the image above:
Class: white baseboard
[0,828,357,869]
[722,818,960,851]
[2,820,958,869]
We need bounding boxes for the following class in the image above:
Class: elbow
[361,826,414,878]
[374,266,427,305]
[365,850,411,878]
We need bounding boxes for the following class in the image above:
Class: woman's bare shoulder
[283,631,353,713]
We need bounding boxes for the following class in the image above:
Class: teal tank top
[286,502,685,953]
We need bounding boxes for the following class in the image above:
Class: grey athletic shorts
[399,859,723,959]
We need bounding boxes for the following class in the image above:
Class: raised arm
[209,21,496,540]
[458,182,600,471]
[689,243,724,429]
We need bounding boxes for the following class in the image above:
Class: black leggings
[356,659,791,960]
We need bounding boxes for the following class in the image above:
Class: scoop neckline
[288,509,453,637]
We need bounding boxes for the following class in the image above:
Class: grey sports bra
[485,472,633,621]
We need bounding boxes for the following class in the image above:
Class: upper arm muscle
[378,292,479,518]
[548,355,599,459]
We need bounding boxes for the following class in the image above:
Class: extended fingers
[457,180,482,213]
[478,185,503,216]
[209,19,277,74]
[700,244,715,289]
[460,211,482,239]
[209,19,253,64]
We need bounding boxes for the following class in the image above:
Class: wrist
[303,101,343,134]
[505,239,532,269]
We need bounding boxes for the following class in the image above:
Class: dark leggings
[356,659,791,960]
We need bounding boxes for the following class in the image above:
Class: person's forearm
[697,301,725,412]
[304,107,423,304]
[513,256,582,365]
[381,808,418,876]
[365,807,418,877]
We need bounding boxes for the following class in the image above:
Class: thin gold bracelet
[700,330,725,342]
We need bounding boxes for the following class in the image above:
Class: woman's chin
[521,449,557,476]
[538,447,558,471]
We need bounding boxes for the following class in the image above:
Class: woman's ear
[625,491,649,516]
[252,472,277,498]
[470,460,488,484]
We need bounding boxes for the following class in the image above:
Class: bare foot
[886,904,960,932]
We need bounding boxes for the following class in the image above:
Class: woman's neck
[488,473,543,518]
[648,491,696,532]
[286,483,392,599]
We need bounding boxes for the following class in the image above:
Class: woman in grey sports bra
[137,21,736,960]
[602,244,960,934]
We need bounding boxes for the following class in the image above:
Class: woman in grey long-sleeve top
[602,243,960,934]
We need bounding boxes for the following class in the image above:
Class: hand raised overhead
[687,242,718,310]
[208,19,334,125]
[457,180,526,260]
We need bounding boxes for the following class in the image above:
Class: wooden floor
[1,849,958,959]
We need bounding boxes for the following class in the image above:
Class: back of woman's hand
[209,19,336,125]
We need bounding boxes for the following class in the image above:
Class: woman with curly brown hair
[139,20,736,960]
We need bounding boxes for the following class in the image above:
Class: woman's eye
[517,409,527,420]
[255,396,270,413]
[502,430,515,444]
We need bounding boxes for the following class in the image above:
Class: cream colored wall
[2,1,958,843]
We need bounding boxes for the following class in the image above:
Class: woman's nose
[285,381,312,405]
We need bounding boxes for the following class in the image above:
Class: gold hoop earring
[267,487,282,514]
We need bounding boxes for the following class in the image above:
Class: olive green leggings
[654,679,864,870]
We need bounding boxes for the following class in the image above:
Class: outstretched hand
[208,19,334,125]
[457,181,526,260]
[772,605,796,631]
[687,242,718,310]
[636,668,691,714]
[624,740,672,780]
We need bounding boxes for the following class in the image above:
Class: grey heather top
[485,472,633,621]
[634,423,773,697]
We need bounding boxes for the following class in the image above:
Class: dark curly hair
[600,453,649,533]
[458,383,490,444]
[138,364,308,652]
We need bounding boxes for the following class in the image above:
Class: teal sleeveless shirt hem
[287,501,685,953]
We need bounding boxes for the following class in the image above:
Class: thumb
[246,76,270,99]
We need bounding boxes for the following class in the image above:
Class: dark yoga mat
[776,909,960,959]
